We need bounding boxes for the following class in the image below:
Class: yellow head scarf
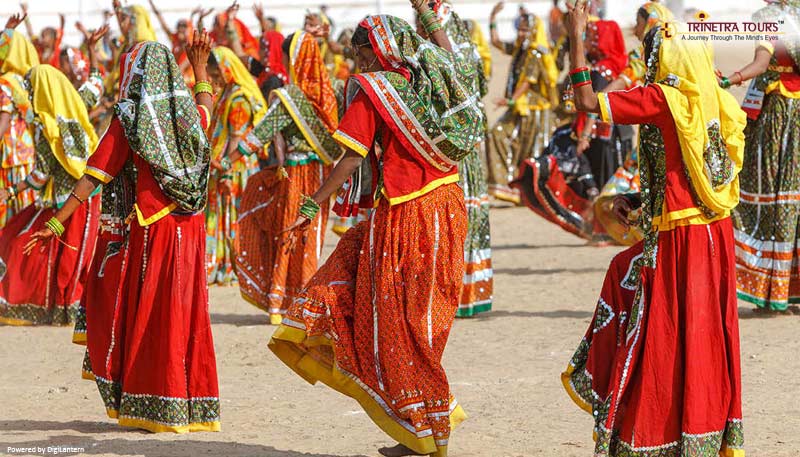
[210,46,268,157]
[123,5,157,45]
[651,24,746,219]
[469,19,492,78]
[620,2,674,88]
[0,29,40,114]
[0,29,39,76]
[27,65,98,179]
[514,15,559,115]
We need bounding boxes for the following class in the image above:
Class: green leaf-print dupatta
[114,41,211,212]
[346,15,484,169]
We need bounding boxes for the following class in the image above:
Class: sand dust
[1,29,799,457]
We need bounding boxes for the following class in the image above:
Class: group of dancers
[0,0,798,455]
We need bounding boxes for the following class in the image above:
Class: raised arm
[19,3,35,39]
[148,0,174,38]
[566,1,599,114]
[412,0,451,52]
[186,29,214,114]
[489,2,505,52]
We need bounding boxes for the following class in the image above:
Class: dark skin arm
[284,150,364,232]
[413,0,452,52]
[566,1,600,113]
[489,2,506,51]
[23,175,102,255]
[186,29,214,114]
[722,46,771,86]
[148,0,174,37]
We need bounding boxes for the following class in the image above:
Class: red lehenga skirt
[512,156,611,243]
[80,212,221,433]
[236,162,330,325]
[269,183,467,457]
[562,218,744,456]
[0,196,100,326]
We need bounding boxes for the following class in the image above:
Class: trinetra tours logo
[662,11,784,42]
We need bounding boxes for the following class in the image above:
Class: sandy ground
[2,25,800,457]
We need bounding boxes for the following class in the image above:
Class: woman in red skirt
[269,3,485,456]
[26,35,220,433]
[560,3,745,456]
[0,58,103,326]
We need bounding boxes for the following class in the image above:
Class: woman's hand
[218,177,233,197]
[5,13,27,30]
[494,97,509,108]
[225,1,240,19]
[186,29,213,71]
[23,229,54,255]
[612,194,633,229]
[576,137,590,155]
[490,2,505,20]
[566,0,590,39]
[87,24,109,47]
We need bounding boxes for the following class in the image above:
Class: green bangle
[720,77,731,89]
[45,217,65,237]
[299,195,321,220]
[194,81,213,96]
[507,98,516,107]
[489,22,497,30]
[569,70,591,86]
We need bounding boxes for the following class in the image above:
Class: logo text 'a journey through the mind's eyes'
[662,11,783,42]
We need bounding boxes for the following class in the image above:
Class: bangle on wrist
[6,186,16,199]
[194,80,213,96]
[45,217,65,237]
[299,195,321,220]
[720,76,731,89]
[507,98,516,107]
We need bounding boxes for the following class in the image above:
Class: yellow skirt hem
[270,324,464,457]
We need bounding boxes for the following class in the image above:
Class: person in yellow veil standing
[485,2,559,204]
[561,2,746,456]
[205,46,266,285]
[0,64,100,326]
[0,14,39,228]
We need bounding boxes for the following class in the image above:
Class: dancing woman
[26,36,220,433]
[561,3,746,456]
[0,15,39,227]
[485,2,559,203]
[205,46,267,285]
[432,2,493,317]
[725,0,800,313]
[235,30,341,324]
[0,57,103,326]
[269,2,484,455]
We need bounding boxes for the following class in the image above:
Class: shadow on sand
[0,420,369,457]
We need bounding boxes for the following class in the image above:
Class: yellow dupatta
[0,29,39,115]
[210,46,268,159]
[125,5,157,45]
[653,23,746,224]
[469,20,492,78]
[514,15,559,115]
[621,2,674,88]
[28,65,98,179]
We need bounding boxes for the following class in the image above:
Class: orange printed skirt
[270,183,467,456]
[236,162,330,325]
[0,196,100,326]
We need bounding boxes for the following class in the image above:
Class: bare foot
[378,444,426,457]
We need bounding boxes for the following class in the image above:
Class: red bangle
[569,66,590,76]
[573,80,592,89]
